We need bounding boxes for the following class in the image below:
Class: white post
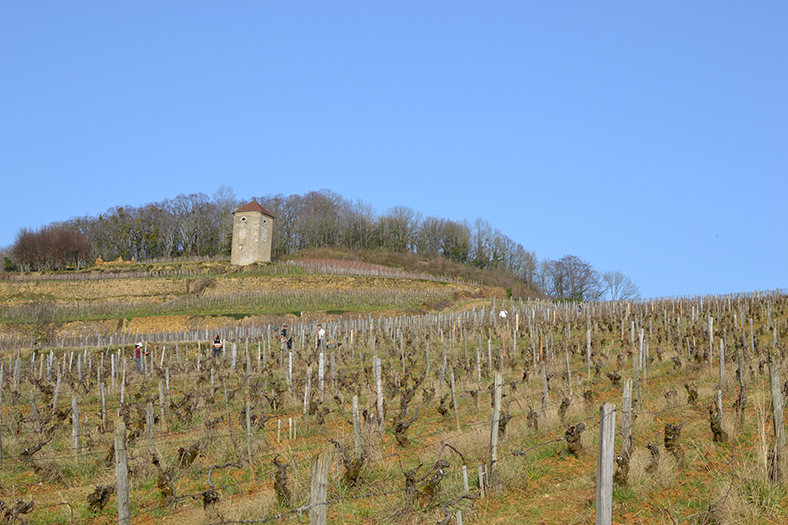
[352,395,363,459]
[374,356,384,432]
[489,371,502,485]
[318,352,325,403]
[596,403,616,525]
[309,449,330,525]
[115,421,130,525]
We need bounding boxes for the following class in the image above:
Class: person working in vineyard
[280,323,293,350]
[317,324,325,349]
[213,335,223,358]
[134,342,149,372]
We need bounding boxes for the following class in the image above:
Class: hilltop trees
[5,186,640,302]
[11,225,91,271]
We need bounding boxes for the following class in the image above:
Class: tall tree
[441,219,471,264]
[11,225,91,270]
[416,216,445,257]
[546,255,603,301]
[377,206,421,252]
[602,271,641,301]
[213,185,239,254]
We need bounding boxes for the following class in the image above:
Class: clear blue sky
[2,2,786,299]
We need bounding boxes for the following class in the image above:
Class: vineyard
[0,260,483,350]
[0,264,787,525]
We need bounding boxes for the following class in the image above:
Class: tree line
[3,186,639,301]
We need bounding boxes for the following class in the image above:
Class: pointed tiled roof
[234,201,275,218]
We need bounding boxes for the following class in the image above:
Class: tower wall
[231,210,273,265]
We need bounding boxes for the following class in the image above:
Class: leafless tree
[602,271,640,301]
[546,255,603,301]
[377,206,421,252]
[471,218,493,268]
[416,216,445,257]
[213,185,239,254]
[11,225,91,270]
[509,245,538,288]
[440,219,471,264]
[340,198,376,251]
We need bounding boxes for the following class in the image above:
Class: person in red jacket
[134,342,149,372]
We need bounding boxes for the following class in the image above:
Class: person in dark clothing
[213,336,223,358]
[134,342,149,371]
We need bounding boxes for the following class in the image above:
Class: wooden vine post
[622,379,633,456]
[115,420,130,525]
[451,368,460,431]
[352,395,363,459]
[768,351,787,481]
[489,371,502,487]
[309,449,330,525]
[71,395,80,457]
[596,402,616,525]
[374,356,384,432]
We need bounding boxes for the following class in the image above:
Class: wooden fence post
[596,403,616,525]
[768,351,787,481]
[540,362,549,413]
[352,395,363,459]
[115,420,130,525]
[622,379,633,456]
[587,329,592,379]
[304,366,312,428]
[158,380,167,432]
[309,449,330,525]
[451,368,461,431]
[489,371,502,486]
[100,382,108,431]
[374,356,384,432]
[318,352,325,403]
[719,340,725,387]
[633,345,641,409]
[71,395,80,457]
[246,399,253,463]
[288,352,293,390]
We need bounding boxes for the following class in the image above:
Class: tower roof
[234,201,275,218]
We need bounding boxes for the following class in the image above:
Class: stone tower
[230,201,275,265]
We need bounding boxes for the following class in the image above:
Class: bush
[3,256,17,272]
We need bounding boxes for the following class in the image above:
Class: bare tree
[11,225,91,270]
[509,245,538,288]
[377,206,421,252]
[298,190,344,249]
[416,216,445,257]
[213,185,239,254]
[340,199,376,251]
[546,255,603,301]
[441,219,471,264]
[602,271,640,301]
[471,218,494,268]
